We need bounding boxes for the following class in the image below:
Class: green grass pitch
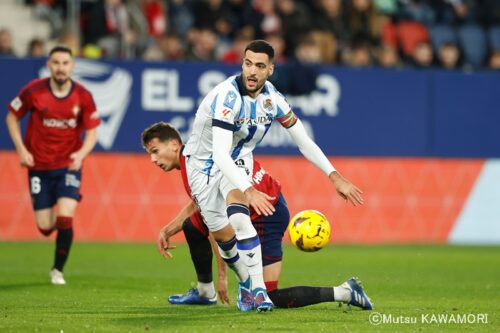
[0,242,498,332]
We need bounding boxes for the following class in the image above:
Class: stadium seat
[458,24,488,68]
[430,25,457,51]
[396,21,430,57]
[488,25,500,51]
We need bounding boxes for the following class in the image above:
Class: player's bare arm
[329,171,364,206]
[69,128,97,170]
[5,112,34,167]
[208,234,231,304]
[157,200,198,259]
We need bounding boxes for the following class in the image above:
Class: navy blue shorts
[28,168,82,210]
[253,193,290,266]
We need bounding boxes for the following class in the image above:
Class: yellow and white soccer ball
[288,210,331,252]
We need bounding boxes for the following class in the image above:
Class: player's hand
[156,227,177,259]
[19,149,34,167]
[217,273,230,304]
[69,152,84,171]
[329,171,364,206]
[244,187,275,216]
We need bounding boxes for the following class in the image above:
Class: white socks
[197,281,216,299]
[334,286,351,303]
[216,236,249,283]
[227,203,266,290]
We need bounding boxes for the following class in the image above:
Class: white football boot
[50,269,66,285]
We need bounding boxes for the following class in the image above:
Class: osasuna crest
[39,60,132,150]
[72,105,80,116]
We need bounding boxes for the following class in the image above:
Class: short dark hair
[141,122,182,148]
[49,46,72,57]
[244,40,274,61]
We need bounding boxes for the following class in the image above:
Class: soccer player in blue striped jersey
[183,40,364,313]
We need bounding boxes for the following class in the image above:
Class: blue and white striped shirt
[184,74,291,175]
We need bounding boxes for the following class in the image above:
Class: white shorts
[186,155,253,232]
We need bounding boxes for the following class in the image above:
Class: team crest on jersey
[264,98,273,111]
[72,105,80,116]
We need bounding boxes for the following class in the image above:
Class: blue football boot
[237,277,254,312]
[342,277,373,310]
[253,287,274,313]
[168,288,217,305]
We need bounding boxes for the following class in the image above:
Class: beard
[52,75,69,87]
[243,74,265,93]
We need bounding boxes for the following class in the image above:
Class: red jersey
[179,147,282,236]
[8,78,100,170]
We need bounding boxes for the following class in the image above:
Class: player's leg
[261,237,340,308]
[183,216,216,300]
[200,207,249,285]
[29,170,57,236]
[258,193,373,309]
[210,229,250,288]
[34,209,56,235]
[267,278,373,309]
[52,197,77,282]
[252,192,288,305]
[49,168,81,284]
[168,216,217,305]
[29,169,66,284]
[211,223,255,311]
[257,193,335,308]
[186,164,251,310]
[226,188,273,312]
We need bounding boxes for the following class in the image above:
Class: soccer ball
[288,210,331,252]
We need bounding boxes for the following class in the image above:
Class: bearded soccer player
[181,40,364,312]
[141,122,373,310]
[5,46,100,285]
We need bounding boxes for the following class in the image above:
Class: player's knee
[182,217,205,241]
[37,226,55,237]
[226,203,249,220]
[211,224,236,243]
[182,217,193,233]
[226,204,255,237]
[226,189,248,206]
[35,216,54,231]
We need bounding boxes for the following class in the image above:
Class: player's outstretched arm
[157,200,198,259]
[329,171,364,206]
[5,112,34,167]
[279,111,364,206]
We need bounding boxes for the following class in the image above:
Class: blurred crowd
[2,0,500,71]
